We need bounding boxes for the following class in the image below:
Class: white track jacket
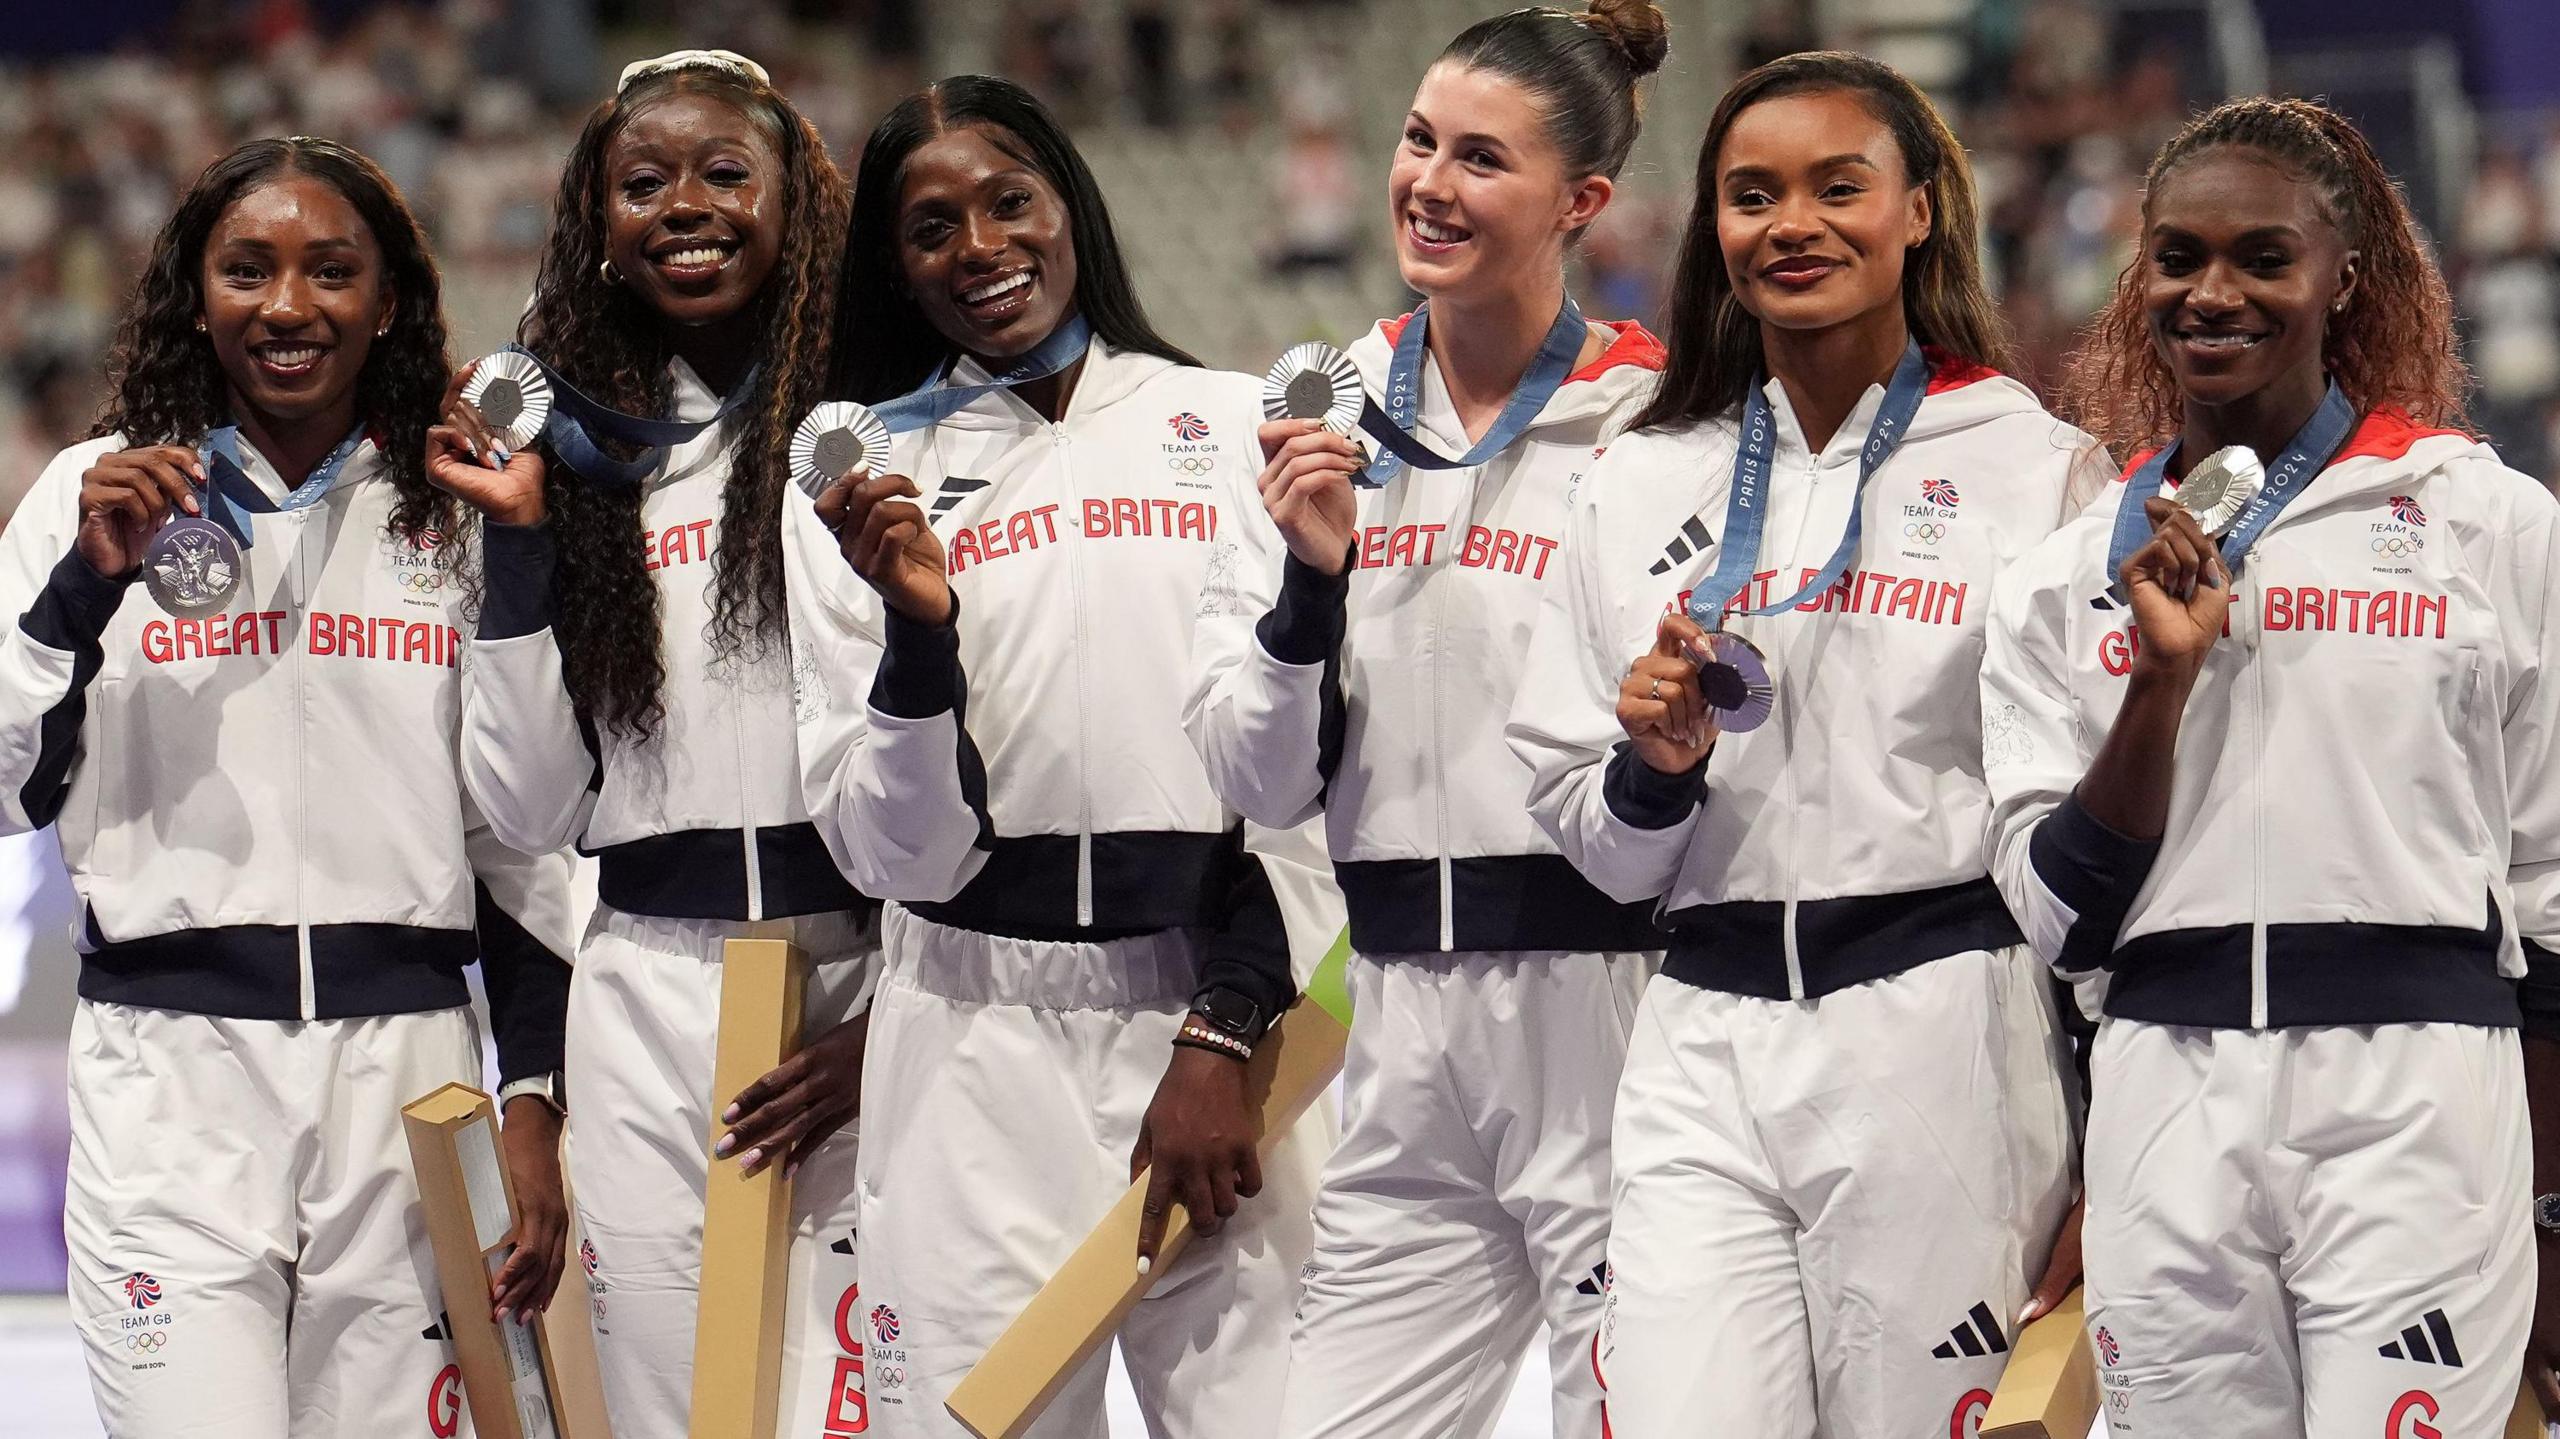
[0,435,573,1079]
[1185,315,1666,956]
[1508,360,2111,998]
[1982,413,2560,1031]
[463,359,869,925]
[785,340,1299,1022]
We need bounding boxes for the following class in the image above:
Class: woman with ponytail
[1507,52,2104,1436]
[429,52,876,1438]
[1187,5,1671,1434]
[1983,95,2560,1434]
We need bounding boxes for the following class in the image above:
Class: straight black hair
[830,74,1196,403]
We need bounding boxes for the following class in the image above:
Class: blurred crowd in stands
[3,0,2556,529]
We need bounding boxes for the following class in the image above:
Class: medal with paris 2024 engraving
[2170,445,2264,538]
[1262,343,1365,437]
[142,513,243,617]
[460,350,554,463]
[1679,628,1776,734]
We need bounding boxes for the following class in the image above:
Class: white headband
[616,49,771,95]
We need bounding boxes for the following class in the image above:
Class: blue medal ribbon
[870,314,1094,434]
[197,422,371,548]
[2102,380,2357,590]
[1355,296,1588,487]
[1683,342,1933,629]
[497,343,761,488]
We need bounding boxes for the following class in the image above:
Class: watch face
[1197,989,1260,1035]
[2537,1194,2560,1231]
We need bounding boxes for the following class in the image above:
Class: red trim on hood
[1370,314,1665,381]
[1922,346,2002,395]
[2113,408,2470,484]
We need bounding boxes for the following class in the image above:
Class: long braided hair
[523,65,849,739]
[2061,95,2469,459]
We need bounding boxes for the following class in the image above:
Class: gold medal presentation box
[402,1083,614,1439]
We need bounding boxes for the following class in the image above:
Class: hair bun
[1581,0,1670,78]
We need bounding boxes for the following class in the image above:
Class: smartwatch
[1191,986,1270,1048]
[499,1070,566,1117]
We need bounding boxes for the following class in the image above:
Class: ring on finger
[1649,677,1662,700]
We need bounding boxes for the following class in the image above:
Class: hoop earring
[600,258,623,286]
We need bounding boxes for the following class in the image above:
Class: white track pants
[564,906,878,1439]
[855,904,1322,1439]
[1278,949,1650,1439]
[1602,947,2076,1439]
[2082,1020,2531,1439]
[65,1000,481,1438]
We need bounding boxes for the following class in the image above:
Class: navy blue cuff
[1255,551,1349,667]
[1603,741,1708,830]
[2030,790,2164,973]
[2520,939,2560,1044]
[28,550,135,650]
[871,595,963,721]
[477,520,557,641]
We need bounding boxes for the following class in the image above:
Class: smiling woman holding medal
[1983,95,2560,1437]
[427,52,877,1439]
[1186,6,1670,1436]
[1505,52,2112,1437]
[0,136,578,1437]
[782,74,1326,1439]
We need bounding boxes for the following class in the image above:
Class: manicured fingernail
[490,445,511,468]
[183,494,201,515]
[1136,1255,1153,1277]
[739,1147,764,1172]
[785,1159,801,1181]
[714,1133,736,1157]
[722,1103,740,1123]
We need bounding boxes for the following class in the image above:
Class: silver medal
[2172,445,2265,538]
[143,515,244,617]
[1681,630,1776,734]
[790,402,894,498]
[1262,343,1365,436]
[461,350,554,453]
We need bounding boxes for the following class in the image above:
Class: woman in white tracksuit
[790,75,1323,1437]
[1505,54,2103,1438]
[2,136,577,1438]
[1187,6,1671,1435]
[431,53,877,1439]
[1984,96,2560,1438]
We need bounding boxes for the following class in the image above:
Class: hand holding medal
[1256,343,1368,573]
[77,444,220,602]
[1620,612,1726,771]
[428,355,554,527]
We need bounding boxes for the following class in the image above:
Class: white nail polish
[1136,1255,1153,1277]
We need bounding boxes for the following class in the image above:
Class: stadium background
[1,0,2556,1432]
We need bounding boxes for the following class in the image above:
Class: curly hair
[2060,95,2470,459]
[523,66,849,739]
[92,136,460,557]
[1634,52,2011,432]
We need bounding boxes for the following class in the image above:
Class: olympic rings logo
[1165,456,1217,475]
[397,570,447,592]
[2371,535,2420,557]
[1904,522,1946,545]
[129,1331,166,1352]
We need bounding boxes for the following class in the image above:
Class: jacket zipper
[1054,425,1095,926]
[2243,549,2269,1027]
[289,514,314,1019]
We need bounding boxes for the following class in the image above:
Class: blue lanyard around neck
[199,422,370,548]
[1355,295,1588,487]
[504,343,761,488]
[2102,381,2357,589]
[870,314,1094,433]
[1683,342,1932,629]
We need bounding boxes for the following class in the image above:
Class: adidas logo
[1930,1303,2011,1361]
[930,476,991,517]
[830,1234,856,1257]
[1575,1261,1608,1297]
[1649,516,1715,576]
[2378,1309,2464,1367]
